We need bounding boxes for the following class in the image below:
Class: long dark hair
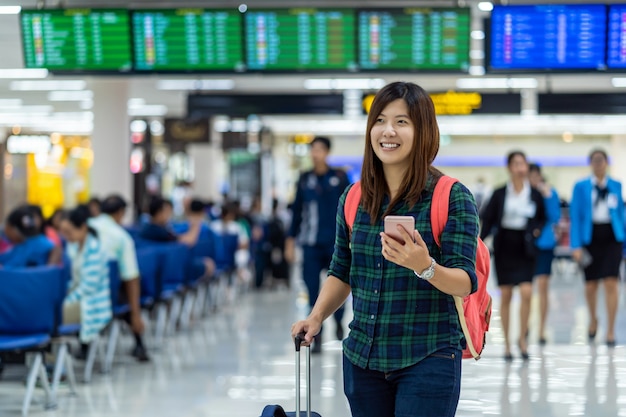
[63,205,98,237]
[361,81,442,223]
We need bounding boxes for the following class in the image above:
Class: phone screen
[384,216,415,244]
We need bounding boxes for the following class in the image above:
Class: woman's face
[59,219,88,243]
[370,99,415,171]
[590,152,608,178]
[508,154,529,181]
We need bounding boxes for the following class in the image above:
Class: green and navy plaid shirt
[328,175,479,372]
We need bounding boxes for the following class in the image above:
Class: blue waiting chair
[135,242,190,344]
[0,265,65,416]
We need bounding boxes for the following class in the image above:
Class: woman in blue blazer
[570,149,624,347]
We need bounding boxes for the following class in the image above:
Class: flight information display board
[21,9,132,71]
[245,8,356,71]
[357,8,470,71]
[489,5,607,71]
[132,9,244,71]
[608,5,626,69]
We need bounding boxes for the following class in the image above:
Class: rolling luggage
[260,334,322,417]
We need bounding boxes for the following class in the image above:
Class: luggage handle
[294,333,311,417]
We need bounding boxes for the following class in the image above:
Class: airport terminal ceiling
[0,0,626,132]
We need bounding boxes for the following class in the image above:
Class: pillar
[90,80,132,205]
[187,143,223,202]
[610,135,626,181]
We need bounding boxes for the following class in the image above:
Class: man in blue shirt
[285,136,350,352]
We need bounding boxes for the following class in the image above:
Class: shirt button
[377,263,381,268]
[370,315,375,319]
[374,290,378,294]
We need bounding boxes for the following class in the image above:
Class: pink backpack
[344,176,492,360]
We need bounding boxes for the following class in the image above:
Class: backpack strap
[345,181,362,233]
[431,176,458,247]
[432,176,482,360]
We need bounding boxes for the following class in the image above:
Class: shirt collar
[592,176,608,188]
[506,180,530,197]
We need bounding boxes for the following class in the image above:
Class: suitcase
[260,334,322,417]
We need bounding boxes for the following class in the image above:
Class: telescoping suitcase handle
[294,333,311,417]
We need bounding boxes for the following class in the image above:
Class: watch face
[423,270,435,280]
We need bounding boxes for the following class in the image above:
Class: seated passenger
[210,201,251,274]
[58,206,112,344]
[27,204,62,248]
[139,197,177,242]
[178,199,215,241]
[140,197,215,279]
[0,205,61,267]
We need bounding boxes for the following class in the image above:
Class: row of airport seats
[0,229,243,416]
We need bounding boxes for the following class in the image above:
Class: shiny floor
[2,259,626,417]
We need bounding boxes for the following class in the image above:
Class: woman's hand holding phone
[380,219,432,273]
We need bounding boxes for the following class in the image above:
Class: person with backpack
[291,81,481,417]
[480,151,546,361]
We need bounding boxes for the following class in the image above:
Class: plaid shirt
[328,175,479,372]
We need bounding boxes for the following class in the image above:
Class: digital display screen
[132,9,244,71]
[608,5,626,69]
[357,8,470,71]
[21,9,132,71]
[245,8,356,71]
[489,5,607,70]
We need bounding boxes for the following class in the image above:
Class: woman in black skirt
[481,151,546,360]
[570,149,624,347]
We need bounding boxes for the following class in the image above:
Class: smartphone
[384,215,415,244]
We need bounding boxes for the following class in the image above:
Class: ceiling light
[48,90,93,101]
[128,105,168,117]
[10,80,86,91]
[0,69,48,79]
[478,2,494,12]
[127,98,146,109]
[471,30,485,40]
[0,99,23,109]
[456,77,537,89]
[304,78,386,90]
[156,79,235,90]
[0,6,21,15]
[468,66,486,76]
[611,78,626,87]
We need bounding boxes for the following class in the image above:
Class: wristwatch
[414,258,437,281]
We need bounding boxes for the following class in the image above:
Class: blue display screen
[608,5,626,69]
[489,5,607,71]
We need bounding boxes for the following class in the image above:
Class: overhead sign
[163,118,210,143]
[430,91,481,115]
[362,91,482,115]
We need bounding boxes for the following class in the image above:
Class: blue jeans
[343,347,462,417]
[302,245,344,324]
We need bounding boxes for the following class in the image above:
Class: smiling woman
[291,81,481,417]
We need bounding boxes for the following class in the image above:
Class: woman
[292,82,479,417]
[570,149,623,347]
[480,151,546,360]
[528,164,561,345]
[58,206,112,344]
[0,205,60,267]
